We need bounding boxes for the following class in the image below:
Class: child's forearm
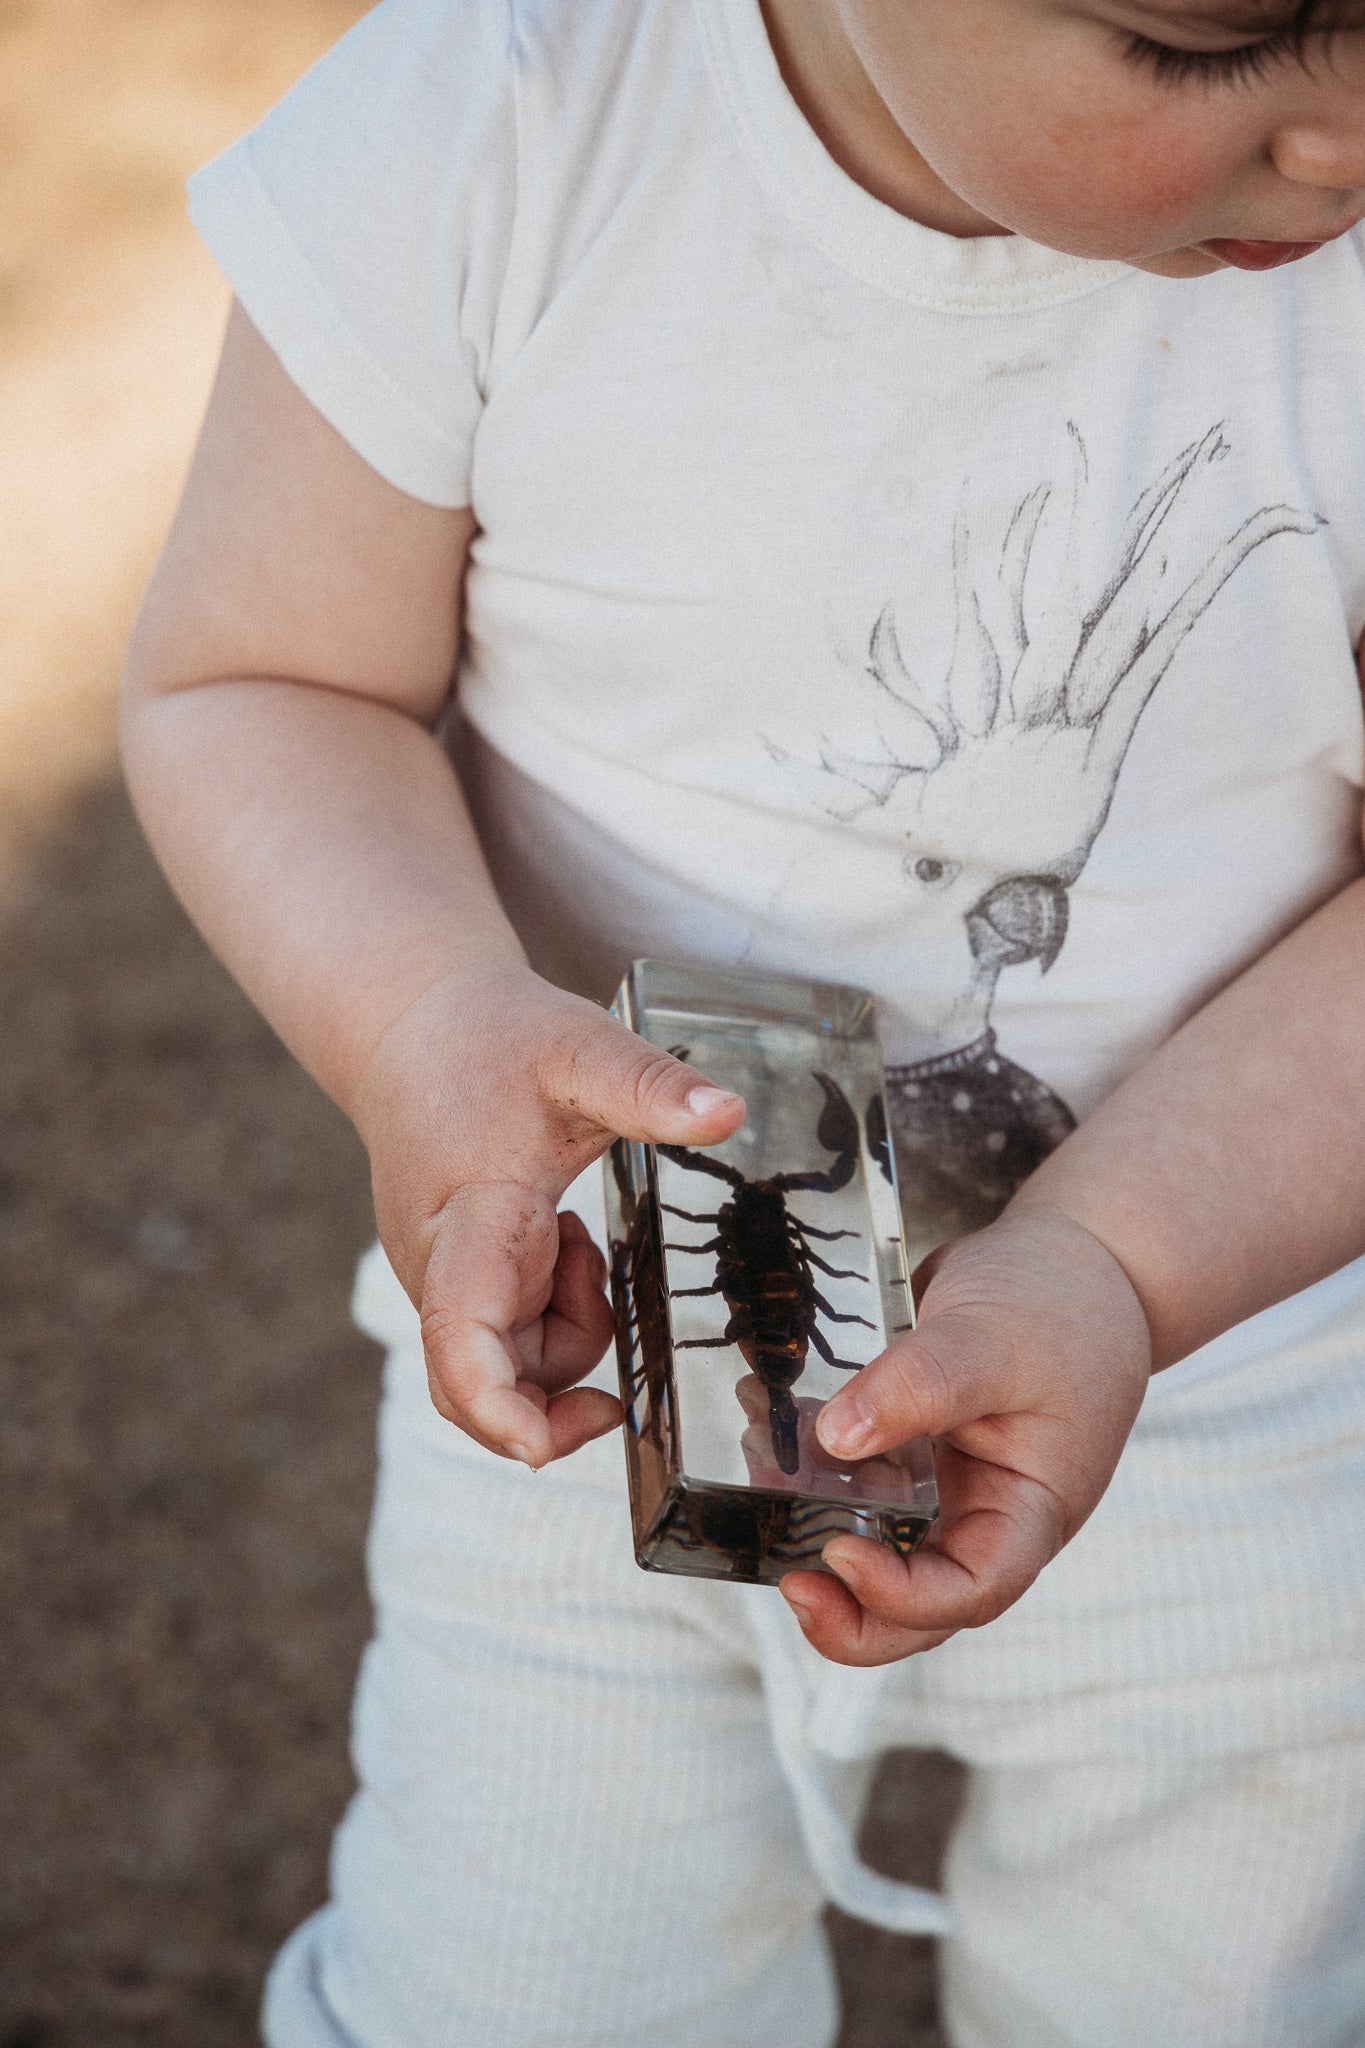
[1010,872,1365,1368]
[121,672,526,1119]
[120,303,529,1125]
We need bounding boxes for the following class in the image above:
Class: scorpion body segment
[660,1071,876,1477]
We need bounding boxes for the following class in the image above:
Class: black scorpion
[659,1071,875,1477]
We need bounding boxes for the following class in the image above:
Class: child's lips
[1198,216,1363,271]
[1199,238,1327,270]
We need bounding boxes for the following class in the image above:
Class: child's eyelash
[1122,28,1306,88]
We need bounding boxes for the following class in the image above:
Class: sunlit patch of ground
[0,0,368,871]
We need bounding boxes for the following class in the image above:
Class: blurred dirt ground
[0,4,961,2042]
[0,778,379,2045]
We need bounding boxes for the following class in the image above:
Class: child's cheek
[1000,107,1232,250]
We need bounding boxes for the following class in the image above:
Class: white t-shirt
[190,0,1365,1382]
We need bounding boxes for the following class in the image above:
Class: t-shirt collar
[692,0,1135,316]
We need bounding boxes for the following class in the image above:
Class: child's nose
[1271,120,1365,195]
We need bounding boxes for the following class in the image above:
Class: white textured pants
[266,1178,1365,2048]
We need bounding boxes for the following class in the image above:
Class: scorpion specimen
[659,1069,877,1477]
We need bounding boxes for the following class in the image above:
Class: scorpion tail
[774,1073,861,1195]
[813,1072,859,1192]
[769,1389,801,1476]
[865,1091,893,1186]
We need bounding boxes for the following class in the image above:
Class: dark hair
[1288,0,1365,28]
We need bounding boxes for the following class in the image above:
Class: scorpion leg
[810,1324,864,1372]
[802,1248,867,1282]
[670,1283,725,1297]
[794,1221,859,1242]
[774,1073,860,1195]
[810,1288,876,1328]
[658,1143,746,1188]
[661,1203,722,1223]
[676,1310,742,1349]
[664,1236,724,1255]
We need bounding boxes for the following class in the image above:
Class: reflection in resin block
[604,959,938,1586]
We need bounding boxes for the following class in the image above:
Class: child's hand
[351,960,745,1468]
[780,1206,1152,1665]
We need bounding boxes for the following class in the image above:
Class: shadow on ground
[0,776,962,2046]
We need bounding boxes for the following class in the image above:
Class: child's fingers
[419,1192,623,1463]
[814,1307,1002,1464]
[540,1384,624,1460]
[418,1181,566,1466]
[533,1215,623,1451]
[425,1357,620,1466]
[421,1318,553,1466]
[780,1568,955,1666]
[826,1484,1059,1633]
[785,1449,1067,1665]
[543,1017,747,1149]
[481,1368,620,1460]
[529,1211,616,1393]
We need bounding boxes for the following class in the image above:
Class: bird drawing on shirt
[769,425,1319,1252]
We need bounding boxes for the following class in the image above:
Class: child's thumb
[814,1307,1000,1465]
[545,1016,746,1148]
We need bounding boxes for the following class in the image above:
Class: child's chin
[1121,248,1226,280]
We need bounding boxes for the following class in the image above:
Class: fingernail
[820,1395,875,1455]
[686,1085,741,1120]
[506,1440,539,1469]
[821,1550,856,1594]
[783,1588,816,1631]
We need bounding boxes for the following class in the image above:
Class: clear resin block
[604,959,939,1586]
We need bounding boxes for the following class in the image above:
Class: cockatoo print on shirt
[770,426,1319,1255]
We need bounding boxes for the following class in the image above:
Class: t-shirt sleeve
[188,0,516,508]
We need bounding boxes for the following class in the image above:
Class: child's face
[799,0,1365,275]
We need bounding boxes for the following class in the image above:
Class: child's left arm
[785,833,1365,1666]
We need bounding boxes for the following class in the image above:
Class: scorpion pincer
[659,1071,876,1477]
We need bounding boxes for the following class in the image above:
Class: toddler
[122,1,1365,2042]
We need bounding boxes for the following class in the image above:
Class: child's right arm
[121,304,746,1468]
